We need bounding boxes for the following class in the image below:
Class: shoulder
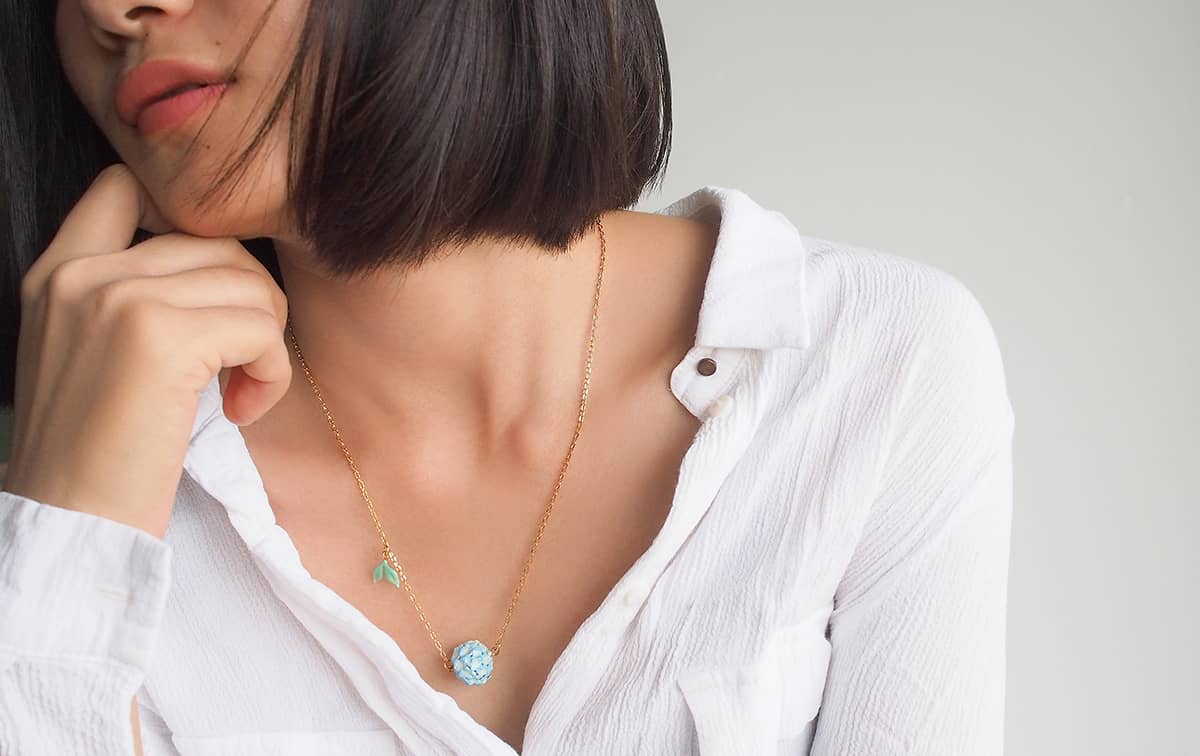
[804,236,1002,357]
[799,235,1014,444]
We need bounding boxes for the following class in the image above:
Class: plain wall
[642,1,1198,753]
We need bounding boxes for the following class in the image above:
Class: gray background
[3,1,1196,753]
[641,1,1197,754]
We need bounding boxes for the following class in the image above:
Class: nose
[76,0,194,46]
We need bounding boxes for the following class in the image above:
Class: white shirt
[0,185,1015,755]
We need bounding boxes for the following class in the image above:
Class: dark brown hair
[0,0,674,407]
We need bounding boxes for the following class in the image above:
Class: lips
[115,59,232,135]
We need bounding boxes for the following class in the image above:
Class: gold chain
[284,219,606,676]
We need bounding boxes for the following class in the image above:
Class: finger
[28,165,159,294]
[185,306,293,424]
[121,235,287,327]
[125,234,276,282]
[104,266,289,332]
[61,235,288,334]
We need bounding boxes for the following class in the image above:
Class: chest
[248,392,704,752]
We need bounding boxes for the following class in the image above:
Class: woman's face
[56,0,307,238]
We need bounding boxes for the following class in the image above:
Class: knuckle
[216,237,250,261]
[18,266,40,308]
[223,238,271,274]
[89,277,135,317]
[275,288,289,326]
[42,258,89,306]
[231,267,278,306]
[231,265,264,289]
[113,298,170,349]
[95,163,133,186]
[248,304,280,331]
[223,264,286,326]
[259,276,288,325]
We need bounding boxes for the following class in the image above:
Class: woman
[0,1,1015,754]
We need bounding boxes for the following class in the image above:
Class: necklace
[284,219,607,686]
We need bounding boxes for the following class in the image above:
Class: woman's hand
[4,164,292,539]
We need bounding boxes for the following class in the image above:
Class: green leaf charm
[372,558,400,588]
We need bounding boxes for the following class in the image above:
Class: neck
[260,212,622,456]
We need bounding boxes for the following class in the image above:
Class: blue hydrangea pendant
[450,639,494,685]
[371,555,495,686]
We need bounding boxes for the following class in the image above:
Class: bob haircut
[0,0,674,408]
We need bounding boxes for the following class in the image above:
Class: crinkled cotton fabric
[0,185,1015,755]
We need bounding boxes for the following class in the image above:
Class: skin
[58,1,719,750]
[58,0,648,477]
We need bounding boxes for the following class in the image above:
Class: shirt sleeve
[809,273,1016,756]
[0,489,176,755]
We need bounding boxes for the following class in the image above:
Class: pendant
[371,558,401,588]
[451,639,494,685]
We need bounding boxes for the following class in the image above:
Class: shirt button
[697,357,717,376]
[706,394,733,419]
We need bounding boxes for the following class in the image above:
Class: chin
[160,202,283,239]
[117,141,289,239]
[147,173,289,239]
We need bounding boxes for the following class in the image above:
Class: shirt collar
[189,185,812,445]
[654,185,812,352]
